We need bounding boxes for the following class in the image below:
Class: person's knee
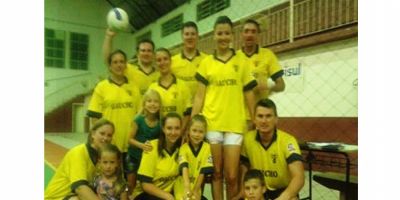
[213,169,223,180]
[224,171,238,185]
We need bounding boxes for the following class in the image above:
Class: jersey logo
[178,155,184,163]
[125,89,132,96]
[288,143,296,152]
[233,64,239,72]
[254,61,259,67]
[271,154,277,163]
[173,92,178,99]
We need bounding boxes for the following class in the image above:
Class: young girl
[174,114,214,200]
[126,89,162,193]
[93,143,128,200]
[132,112,183,200]
[191,15,257,200]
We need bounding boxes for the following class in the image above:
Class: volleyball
[107,8,129,31]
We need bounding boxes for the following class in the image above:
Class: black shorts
[124,154,141,174]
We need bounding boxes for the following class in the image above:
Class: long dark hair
[158,112,182,160]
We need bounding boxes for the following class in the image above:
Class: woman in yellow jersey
[148,48,192,132]
[45,119,115,200]
[87,49,141,156]
[132,112,183,200]
[191,16,257,200]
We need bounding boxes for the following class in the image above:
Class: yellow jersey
[133,139,180,197]
[87,78,141,152]
[125,63,160,96]
[241,129,303,191]
[148,75,192,117]
[45,144,97,200]
[195,49,257,133]
[171,50,208,98]
[174,142,214,199]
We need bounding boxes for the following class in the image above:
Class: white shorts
[206,131,243,145]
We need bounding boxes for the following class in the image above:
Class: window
[70,32,89,70]
[45,28,89,70]
[161,14,183,37]
[197,0,230,21]
[45,28,65,68]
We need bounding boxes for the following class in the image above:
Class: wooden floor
[45,140,68,169]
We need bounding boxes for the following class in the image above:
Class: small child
[175,114,214,200]
[93,143,128,200]
[243,169,267,200]
[126,89,162,193]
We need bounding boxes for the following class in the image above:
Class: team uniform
[125,63,160,95]
[87,77,141,153]
[148,75,192,117]
[237,47,284,121]
[171,50,208,98]
[45,144,98,200]
[240,129,303,192]
[195,49,257,134]
[132,139,180,198]
[126,114,161,173]
[174,142,214,199]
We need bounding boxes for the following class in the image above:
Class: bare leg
[127,173,137,196]
[224,145,241,200]
[210,143,223,200]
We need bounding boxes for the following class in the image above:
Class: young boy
[243,169,267,200]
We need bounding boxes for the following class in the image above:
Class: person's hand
[141,141,153,153]
[192,189,201,200]
[164,193,175,200]
[105,28,117,38]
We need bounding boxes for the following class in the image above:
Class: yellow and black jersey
[174,142,213,199]
[87,77,141,152]
[237,46,283,99]
[195,49,257,133]
[171,50,208,97]
[148,75,192,117]
[133,139,180,197]
[45,144,97,200]
[241,129,303,191]
[125,63,160,95]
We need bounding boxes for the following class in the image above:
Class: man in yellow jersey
[237,19,285,130]
[171,21,208,98]
[238,19,285,96]
[237,99,304,200]
[103,28,160,95]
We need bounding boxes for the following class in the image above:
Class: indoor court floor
[45,132,339,200]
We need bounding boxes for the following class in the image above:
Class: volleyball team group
[45,15,305,200]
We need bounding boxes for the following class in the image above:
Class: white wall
[44,0,136,113]
[271,38,358,117]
